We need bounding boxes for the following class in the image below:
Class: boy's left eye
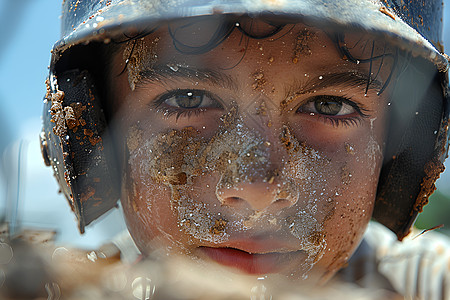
[296,95,359,117]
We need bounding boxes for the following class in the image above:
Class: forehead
[119,17,395,82]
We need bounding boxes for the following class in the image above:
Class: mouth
[197,246,305,275]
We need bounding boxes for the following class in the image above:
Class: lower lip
[198,247,296,275]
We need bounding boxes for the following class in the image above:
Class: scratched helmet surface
[41,0,449,238]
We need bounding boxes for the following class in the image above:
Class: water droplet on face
[318,76,323,80]
[167,64,179,72]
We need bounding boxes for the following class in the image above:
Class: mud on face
[125,102,345,277]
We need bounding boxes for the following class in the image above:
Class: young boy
[40,0,449,298]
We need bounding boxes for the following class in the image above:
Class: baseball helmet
[41,0,449,239]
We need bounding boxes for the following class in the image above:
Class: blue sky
[0,1,449,248]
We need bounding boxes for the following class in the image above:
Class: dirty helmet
[41,0,449,239]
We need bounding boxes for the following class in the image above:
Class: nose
[216,179,298,212]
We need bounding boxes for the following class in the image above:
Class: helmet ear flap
[41,69,120,233]
[374,61,447,240]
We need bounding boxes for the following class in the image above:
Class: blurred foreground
[0,225,402,300]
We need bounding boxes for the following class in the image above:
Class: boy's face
[108,19,392,282]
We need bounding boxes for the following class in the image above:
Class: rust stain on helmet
[413,159,445,214]
[80,186,96,203]
[379,6,395,20]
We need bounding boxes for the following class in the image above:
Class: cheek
[121,128,188,253]
[121,163,179,252]
[121,125,230,253]
[317,178,376,280]
[310,127,383,277]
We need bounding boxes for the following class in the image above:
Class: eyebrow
[137,66,383,100]
[285,71,384,99]
[137,65,238,91]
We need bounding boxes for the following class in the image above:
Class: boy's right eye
[152,89,224,118]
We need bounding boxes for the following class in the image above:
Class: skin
[108,19,393,283]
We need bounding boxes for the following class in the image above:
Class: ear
[41,69,120,233]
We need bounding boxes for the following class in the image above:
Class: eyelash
[295,95,369,128]
[151,89,223,120]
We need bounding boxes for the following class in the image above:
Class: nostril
[222,196,245,207]
[216,183,298,211]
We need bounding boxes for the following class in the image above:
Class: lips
[198,246,304,275]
